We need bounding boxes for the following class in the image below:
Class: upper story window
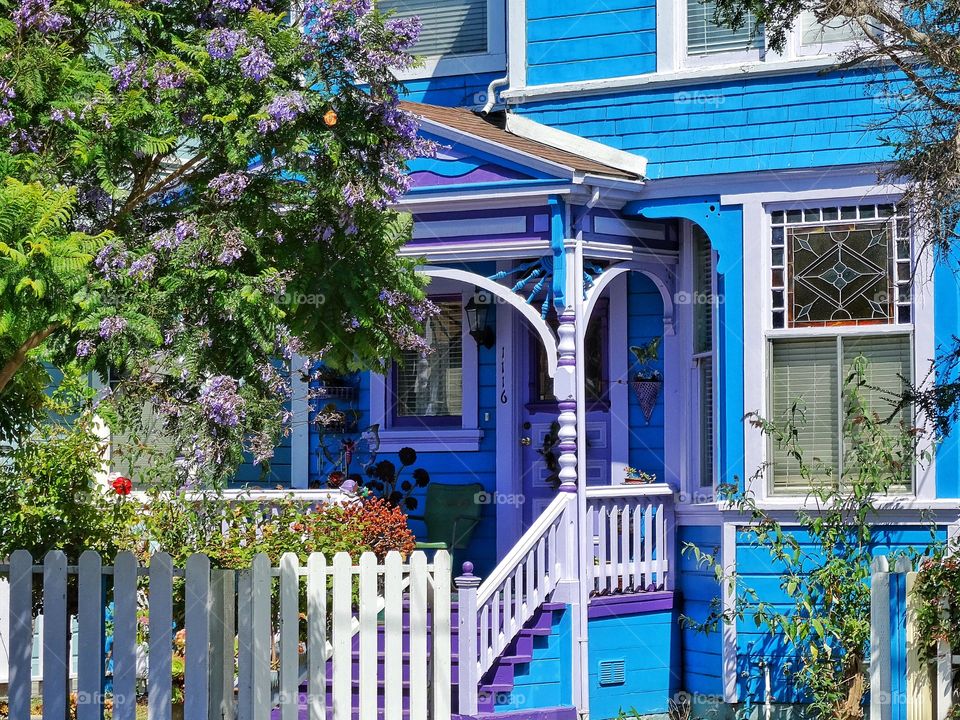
[379,0,505,79]
[392,297,464,427]
[800,12,868,49]
[685,0,763,60]
[380,0,487,57]
[769,204,911,329]
[766,204,914,495]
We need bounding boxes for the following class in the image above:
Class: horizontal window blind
[687,0,763,56]
[770,338,840,492]
[379,0,487,57]
[395,300,463,418]
[801,11,865,46]
[699,357,715,488]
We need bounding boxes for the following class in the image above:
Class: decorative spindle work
[770,204,911,329]
[487,259,603,319]
[555,309,578,492]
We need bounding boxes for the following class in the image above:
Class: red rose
[327,471,345,488]
[111,476,132,495]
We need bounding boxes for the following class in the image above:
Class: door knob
[520,437,532,446]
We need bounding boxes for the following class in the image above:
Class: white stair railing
[455,492,575,716]
[584,484,674,596]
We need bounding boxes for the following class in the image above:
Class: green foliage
[0,0,434,486]
[682,359,935,720]
[912,552,960,720]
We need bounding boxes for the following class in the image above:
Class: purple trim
[408,165,530,188]
[557,400,576,411]
[587,590,675,619]
[414,207,540,223]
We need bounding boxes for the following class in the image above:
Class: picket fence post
[455,562,481,717]
[76,550,103,720]
[185,553,211,720]
[7,550,32,720]
[871,555,892,720]
[43,550,69,720]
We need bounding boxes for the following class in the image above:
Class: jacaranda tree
[0,0,437,483]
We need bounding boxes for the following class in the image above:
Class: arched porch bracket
[584,262,676,336]
[419,265,559,377]
[620,194,746,489]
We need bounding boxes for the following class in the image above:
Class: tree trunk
[0,324,60,394]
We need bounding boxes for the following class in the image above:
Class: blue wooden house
[244,3,960,718]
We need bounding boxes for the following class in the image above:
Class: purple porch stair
[473,601,569,717]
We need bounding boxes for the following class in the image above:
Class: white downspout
[481,76,509,115]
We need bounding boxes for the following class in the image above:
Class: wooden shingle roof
[400,101,641,181]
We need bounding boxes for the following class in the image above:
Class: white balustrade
[584,484,674,595]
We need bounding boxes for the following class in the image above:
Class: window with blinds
[378,0,487,57]
[394,299,463,421]
[687,0,763,56]
[800,12,866,47]
[769,334,912,494]
[693,227,715,489]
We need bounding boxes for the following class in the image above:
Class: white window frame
[680,0,765,69]
[389,0,506,81]
[369,281,482,451]
[759,200,932,502]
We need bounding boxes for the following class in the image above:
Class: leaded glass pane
[788,221,894,326]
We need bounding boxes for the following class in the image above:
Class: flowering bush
[0,0,438,485]
[139,491,415,568]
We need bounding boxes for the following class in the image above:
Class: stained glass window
[770,205,911,329]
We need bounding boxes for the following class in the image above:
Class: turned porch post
[455,562,481,717]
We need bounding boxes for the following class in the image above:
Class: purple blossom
[217,231,245,265]
[206,28,247,60]
[94,244,130,280]
[209,171,249,203]
[175,219,198,243]
[212,0,251,11]
[153,62,186,91]
[0,79,15,105]
[257,92,307,132]
[239,42,274,81]
[150,228,180,252]
[13,0,70,33]
[76,339,95,358]
[384,15,421,53]
[343,182,363,208]
[9,129,39,154]
[128,253,157,281]
[199,375,246,427]
[111,60,144,91]
[49,108,75,123]
[99,316,127,340]
[0,109,13,127]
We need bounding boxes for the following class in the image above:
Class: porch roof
[400,101,643,182]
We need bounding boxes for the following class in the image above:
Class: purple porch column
[555,309,578,494]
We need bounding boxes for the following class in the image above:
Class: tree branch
[0,323,61,394]
[107,153,209,230]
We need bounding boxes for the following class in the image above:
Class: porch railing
[584,484,674,595]
[455,491,575,715]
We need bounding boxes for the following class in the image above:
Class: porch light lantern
[465,292,495,349]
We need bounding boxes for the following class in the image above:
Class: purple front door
[518,306,611,531]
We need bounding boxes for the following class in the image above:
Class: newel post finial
[455,562,481,715]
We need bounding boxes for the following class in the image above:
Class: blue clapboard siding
[935,245,960,498]
[677,524,723,696]
[516,67,906,178]
[587,603,679,718]
[495,608,573,712]
[401,72,502,108]
[628,273,665,480]
[734,525,945,702]
[526,0,657,86]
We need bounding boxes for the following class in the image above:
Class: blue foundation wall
[734,525,946,703]
[587,598,680,719]
[627,273,665,482]
[515,68,906,179]
[677,524,724,697]
[495,608,574,713]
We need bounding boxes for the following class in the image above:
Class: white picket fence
[1,549,452,720]
[870,555,958,720]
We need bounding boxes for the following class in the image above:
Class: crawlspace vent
[598,659,626,686]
